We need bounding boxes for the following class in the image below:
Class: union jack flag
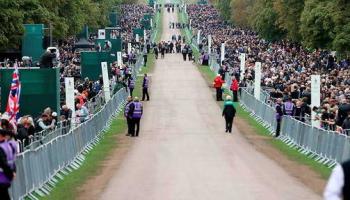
[6,63,21,126]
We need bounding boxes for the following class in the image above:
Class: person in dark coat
[275,98,284,137]
[222,96,236,133]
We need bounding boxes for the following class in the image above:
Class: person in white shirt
[324,160,350,200]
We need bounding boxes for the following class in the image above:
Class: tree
[216,0,232,21]
[0,0,24,49]
[230,0,255,27]
[331,0,350,54]
[273,0,304,42]
[250,0,285,41]
[300,0,335,49]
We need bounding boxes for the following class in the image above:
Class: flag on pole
[6,63,21,126]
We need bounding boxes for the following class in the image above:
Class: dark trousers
[216,88,223,101]
[276,119,281,137]
[132,118,141,137]
[142,88,150,101]
[155,53,158,59]
[225,116,234,133]
[182,53,187,61]
[0,185,10,200]
[143,56,147,66]
[127,118,133,135]
[129,88,134,97]
[232,90,238,102]
[188,53,192,61]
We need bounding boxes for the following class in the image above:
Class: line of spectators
[187,4,350,134]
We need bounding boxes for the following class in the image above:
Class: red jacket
[230,79,239,91]
[213,76,225,88]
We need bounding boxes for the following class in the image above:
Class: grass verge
[177,8,331,179]
[39,8,163,200]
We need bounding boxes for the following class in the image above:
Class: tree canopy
[0,0,134,50]
[214,0,350,55]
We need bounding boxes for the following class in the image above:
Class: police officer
[128,77,135,97]
[188,47,193,61]
[324,159,350,200]
[142,74,150,101]
[0,130,16,200]
[124,96,133,136]
[283,97,295,116]
[275,98,283,137]
[128,97,143,137]
[181,45,188,61]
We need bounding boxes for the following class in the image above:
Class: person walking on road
[181,45,188,61]
[124,96,133,136]
[143,48,148,66]
[128,77,135,97]
[324,159,350,200]
[222,96,236,133]
[0,130,16,200]
[275,98,283,137]
[142,74,150,101]
[154,46,159,59]
[213,74,225,101]
[128,97,143,137]
[230,76,239,102]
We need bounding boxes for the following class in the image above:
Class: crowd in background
[187,4,350,134]
[0,4,155,151]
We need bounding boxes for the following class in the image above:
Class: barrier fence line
[10,13,159,199]
[205,46,350,168]
[182,5,350,166]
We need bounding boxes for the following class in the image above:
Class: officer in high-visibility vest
[0,129,16,200]
[124,96,133,136]
[324,159,350,200]
[128,97,143,137]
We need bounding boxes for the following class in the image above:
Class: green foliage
[215,0,350,54]
[230,0,255,27]
[0,0,134,50]
[250,0,285,42]
[273,0,304,42]
[215,0,232,21]
[300,0,335,49]
[0,0,24,49]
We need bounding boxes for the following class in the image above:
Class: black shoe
[229,130,232,133]
[225,129,228,133]
[126,134,131,136]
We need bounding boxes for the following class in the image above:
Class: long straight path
[100,9,321,200]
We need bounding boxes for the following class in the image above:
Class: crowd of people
[0,4,156,152]
[187,4,350,134]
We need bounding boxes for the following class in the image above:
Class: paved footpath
[100,9,321,200]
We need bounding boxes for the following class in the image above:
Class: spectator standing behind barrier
[324,159,350,200]
[36,114,55,132]
[230,76,239,102]
[275,98,283,137]
[142,74,150,101]
[128,97,143,137]
[0,129,16,200]
[213,74,225,101]
[128,77,135,97]
[124,96,133,136]
[341,112,350,135]
[222,96,236,133]
[76,103,89,123]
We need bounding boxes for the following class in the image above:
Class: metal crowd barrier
[10,89,128,200]
[207,50,350,167]
[10,19,156,199]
